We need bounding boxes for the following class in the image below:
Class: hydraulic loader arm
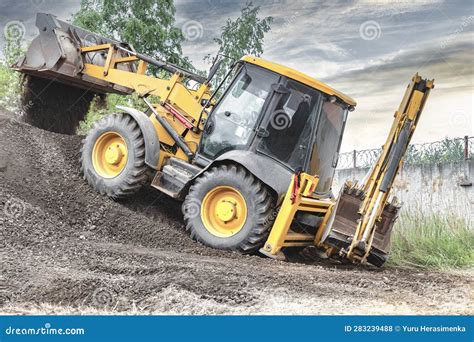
[13,13,214,162]
[12,13,212,130]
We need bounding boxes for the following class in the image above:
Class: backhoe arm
[329,74,434,265]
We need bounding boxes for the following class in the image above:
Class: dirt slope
[0,112,472,314]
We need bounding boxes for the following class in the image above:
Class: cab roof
[241,56,357,107]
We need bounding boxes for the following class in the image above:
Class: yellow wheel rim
[92,131,128,178]
[201,186,247,237]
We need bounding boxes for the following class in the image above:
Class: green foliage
[345,137,471,169]
[77,93,147,134]
[0,65,13,102]
[389,210,473,269]
[72,0,196,132]
[72,0,193,69]
[205,2,273,86]
[75,1,273,131]
[3,32,24,65]
[405,138,467,164]
[0,36,24,111]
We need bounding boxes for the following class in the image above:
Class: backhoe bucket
[323,186,400,267]
[12,13,133,94]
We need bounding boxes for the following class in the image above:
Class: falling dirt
[21,76,95,135]
[0,110,472,315]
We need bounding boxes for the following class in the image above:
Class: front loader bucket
[13,13,133,95]
[323,186,400,267]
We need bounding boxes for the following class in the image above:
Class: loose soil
[0,111,472,314]
[21,76,94,135]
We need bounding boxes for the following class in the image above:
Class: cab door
[255,79,322,171]
[198,63,279,160]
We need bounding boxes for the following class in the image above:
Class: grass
[0,63,21,112]
[77,92,150,135]
[388,209,474,269]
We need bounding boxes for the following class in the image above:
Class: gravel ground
[0,112,472,315]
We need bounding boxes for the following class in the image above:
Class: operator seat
[265,98,311,162]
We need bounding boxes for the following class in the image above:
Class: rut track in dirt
[0,111,472,314]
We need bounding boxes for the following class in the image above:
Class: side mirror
[206,58,223,83]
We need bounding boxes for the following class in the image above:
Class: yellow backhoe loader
[13,13,434,266]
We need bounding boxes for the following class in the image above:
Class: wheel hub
[92,131,128,178]
[105,144,125,165]
[201,186,247,237]
[215,198,237,223]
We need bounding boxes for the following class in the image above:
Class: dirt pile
[0,111,472,314]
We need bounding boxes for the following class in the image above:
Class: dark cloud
[0,0,80,47]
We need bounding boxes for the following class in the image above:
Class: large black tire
[183,164,275,254]
[80,113,149,198]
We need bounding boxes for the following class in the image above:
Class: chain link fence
[337,136,473,169]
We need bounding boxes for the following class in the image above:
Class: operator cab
[196,56,356,197]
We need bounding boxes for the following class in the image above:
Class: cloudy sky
[0,0,472,151]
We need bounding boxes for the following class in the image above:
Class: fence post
[353,150,357,168]
[464,136,469,160]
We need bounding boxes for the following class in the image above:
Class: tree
[205,2,273,86]
[71,0,196,133]
[72,0,193,69]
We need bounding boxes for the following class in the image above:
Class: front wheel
[183,165,275,254]
[80,113,149,198]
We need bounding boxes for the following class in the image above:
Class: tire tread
[183,165,275,254]
[80,113,149,199]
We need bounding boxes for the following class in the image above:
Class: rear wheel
[81,113,149,198]
[183,165,275,253]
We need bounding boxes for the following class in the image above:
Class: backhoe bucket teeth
[12,13,133,94]
[324,186,400,267]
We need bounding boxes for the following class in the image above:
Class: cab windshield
[200,64,279,159]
